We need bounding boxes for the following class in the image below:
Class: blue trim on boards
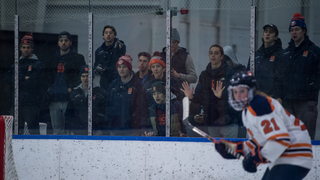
[12,135,320,145]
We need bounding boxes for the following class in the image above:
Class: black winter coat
[191,62,237,126]
[44,50,86,101]
[5,55,44,107]
[105,74,144,131]
[273,35,320,101]
[65,86,107,135]
[247,38,283,96]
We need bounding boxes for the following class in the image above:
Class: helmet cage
[228,84,252,111]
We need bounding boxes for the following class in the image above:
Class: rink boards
[12,136,320,180]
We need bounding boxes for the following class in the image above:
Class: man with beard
[45,31,86,135]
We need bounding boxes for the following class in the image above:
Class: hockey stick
[182,97,243,159]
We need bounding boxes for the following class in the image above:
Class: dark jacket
[160,47,197,83]
[149,99,183,136]
[105,73,144,132]
[135,69,153,85]
[161,47,188,74]
[191,62,237,126]
[94,38,126,90]
[247,38,283,96]
[65,85,107,135]
[5,54,44,107]
[45,49,86,102]
[140,73,185,129]
[273,35,320,101]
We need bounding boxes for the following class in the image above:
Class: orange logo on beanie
[291,21,296,26]
[85,67,89,71]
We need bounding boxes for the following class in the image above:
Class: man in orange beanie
[140,51,186,136]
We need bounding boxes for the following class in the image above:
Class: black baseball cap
[58,31,71,40]
[263,24,279,37]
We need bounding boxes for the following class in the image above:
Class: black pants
[283,99,317,140]
[19,106,40,135]
[262,165,310,180]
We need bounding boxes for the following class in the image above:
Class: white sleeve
[261,140,288,163]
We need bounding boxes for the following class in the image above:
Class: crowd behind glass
[5,12,320,140]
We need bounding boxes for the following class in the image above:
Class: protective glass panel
[172,1,251,139]
[10,0,88,135]
[92,0,167,136]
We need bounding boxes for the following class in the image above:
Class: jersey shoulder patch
[248,95,274,116]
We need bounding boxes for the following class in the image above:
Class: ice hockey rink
[11,136,320,180]
[2,0,320,179]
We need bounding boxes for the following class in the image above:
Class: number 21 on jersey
[261,118,280,134]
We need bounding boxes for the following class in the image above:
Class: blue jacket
[274,35,320,101]
[5,54,44,107]
[105,74,144,132]
[191,62,238,126]
[140,73,185,129]
[94,38,126,91]
[148,99,183,136]
[45,49,86,102]
[65,85,107,135]
[247,38,283,96]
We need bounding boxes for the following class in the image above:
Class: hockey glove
[215,139,244,159]
[242,146,267,173]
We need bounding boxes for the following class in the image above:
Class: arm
[65,95,76,133]
[170,78,185,101]
[139,83,150,132]
[116,40,126,56]
[67,54,86,90]
[179,54,197,83]
[272,56,284,101]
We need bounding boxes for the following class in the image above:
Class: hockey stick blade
[182,97,243,160]
[182,117,217,143]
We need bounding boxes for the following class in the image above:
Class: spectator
[160,28,197,84]
[181,44,238,138]
[140,51,185,135]
[5,33,44,134]
[105,54,143,136]
[246,24,283,96]
[94,25,126,91]
[145,81,185,137]
[223,45,246,72]
[223,45,246,138]
[274,13,320,140]
[135,52,152,85]
[65,65,107,135]
[44,31,86,135]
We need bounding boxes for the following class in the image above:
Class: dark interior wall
[0,30,78,115]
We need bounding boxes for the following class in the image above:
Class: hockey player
[215,71,313,180]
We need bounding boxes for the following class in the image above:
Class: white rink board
[12,139,319,180]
